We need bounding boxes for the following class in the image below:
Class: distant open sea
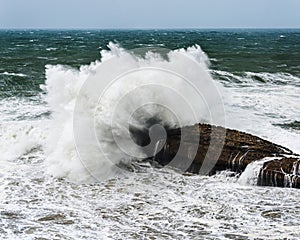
[0,29,300,239]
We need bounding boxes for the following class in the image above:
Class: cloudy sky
[1,0,299,29]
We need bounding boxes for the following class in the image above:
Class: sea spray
[238,157,280,186]
[43,43,225,182]
[1,30,300,239]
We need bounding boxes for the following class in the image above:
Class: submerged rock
[131,123,300,189]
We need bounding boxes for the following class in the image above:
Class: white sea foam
[1,38,300,239]
[43,43,225,182]
[0,97,48,122]
[0,72,27,77]
[211,69,300,86]
[0,95,49,163]
[238,157,278,186]
[46,47,58,51]
[212,69,300,153]
[42,43,300,183]
[0,121,46,162]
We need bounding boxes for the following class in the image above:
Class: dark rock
[131,123,300,189]
[258,157,300,188]
[38,213,65,222]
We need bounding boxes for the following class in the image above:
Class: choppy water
[0,29,300,239]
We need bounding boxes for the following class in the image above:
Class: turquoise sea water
[0,30,300,239]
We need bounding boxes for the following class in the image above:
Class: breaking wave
[43,43,225,182]
[211,70,300,86]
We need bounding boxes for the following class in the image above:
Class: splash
[43,43,225,182]
[238,157,279,186]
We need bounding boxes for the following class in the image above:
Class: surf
[42,42,225,182]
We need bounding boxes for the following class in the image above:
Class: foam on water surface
[43,43,225,182]
[0,33,300,239]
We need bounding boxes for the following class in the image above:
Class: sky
[0,0,300,29]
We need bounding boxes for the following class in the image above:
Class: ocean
[0,29,300,239]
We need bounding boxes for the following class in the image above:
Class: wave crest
[43,43,224,182]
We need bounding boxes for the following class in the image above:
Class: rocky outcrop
[131,123,300,188]
[258,157,300,188]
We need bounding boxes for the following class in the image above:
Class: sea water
[0,29,300,239]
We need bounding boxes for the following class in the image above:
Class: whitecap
[0,72,27,77]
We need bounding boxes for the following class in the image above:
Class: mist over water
[43,43,226,182]
[0,30,300,239]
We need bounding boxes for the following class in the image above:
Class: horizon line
[0,27,300,31]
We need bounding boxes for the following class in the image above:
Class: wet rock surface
[258,157,300,188]
[133,123,300,189]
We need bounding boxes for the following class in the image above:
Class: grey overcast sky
[0,0,300,29]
